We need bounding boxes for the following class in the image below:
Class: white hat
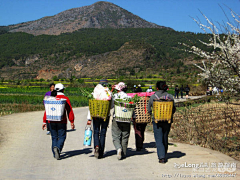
[138,84,141,87]
[115,82,126,91]
[55,83,65,91]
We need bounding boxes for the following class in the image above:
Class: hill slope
[7,1,170,36]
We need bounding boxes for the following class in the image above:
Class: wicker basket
[134,96,151,123]
[153,99,173,123]
[114,100,135,122]
[89,99,111,121]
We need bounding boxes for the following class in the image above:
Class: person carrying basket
[42,83,75,160]
[147,81,176,164]
[111,82,133,160]
[87,79,112,159]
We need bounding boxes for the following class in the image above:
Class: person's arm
[65,98,75,129]
[87,110,92,125]
[42,111,47,130]
[147,96,153,115]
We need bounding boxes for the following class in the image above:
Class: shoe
[159,158,166,164]
[53,147,60,160]
[46,131,51,135]
[117,148,122,160]
[136,147,141,151]
[94,146,99,159]
[98,150,103,159]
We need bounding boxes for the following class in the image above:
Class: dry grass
[170,102,240,160]
[0,103,44,117]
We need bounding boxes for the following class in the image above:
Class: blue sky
[0,0,239,33]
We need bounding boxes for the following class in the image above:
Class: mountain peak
[8,1,171,36]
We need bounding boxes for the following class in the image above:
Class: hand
[87,120,91,125]
[42,124,46,130]
[71,123,75,130]
[111,85,115,92]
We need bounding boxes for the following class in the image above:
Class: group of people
[42,80,176,164]
[174,85,190,99]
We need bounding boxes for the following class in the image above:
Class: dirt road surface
[0,105,239,180]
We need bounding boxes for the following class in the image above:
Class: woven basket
[89,99,111,121]
[153,99,173,123]
[44,98,66,121]
[134,96,151,123]
[114,100,135,122]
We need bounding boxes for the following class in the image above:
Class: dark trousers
[46,120,50,131]
[180,92,183,98]
[50,123,67,157]
[152,121,171,159]
[133,121,147,149]
[174,92,179,98]
[92,117,109,154]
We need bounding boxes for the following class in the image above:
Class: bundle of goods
[134,96,151,123]
[114,99,136,122]
[89,84,112,120]
[153,98,173,124]
[127,92,155,98]
[44,96,66,121]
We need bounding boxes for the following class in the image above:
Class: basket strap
[155,94,169,100]
[155,94,160,100]
[145,95,147,114]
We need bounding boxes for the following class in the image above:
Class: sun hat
[114,82,126,91]
[134,85,136,87]
[138,84,141,87]
[55,83,65,91]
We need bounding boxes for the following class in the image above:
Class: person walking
[174,85,179,99]
[111,82,132,160]
[147,81,176,163]
[180,85,184,98]
[42,83,75,160]
[136,84,142,92]
[132,118,147,151]
[44,83,55,135]
[185,85,190,99]
[87,79,111,159]
[146,86,153,92]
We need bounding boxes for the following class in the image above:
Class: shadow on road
[143,142,156,148]
[61,148,92,159]
[167,151,186,160]
[66,129,76,132]
[100,148,154,159]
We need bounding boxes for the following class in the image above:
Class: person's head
[134,85,136,88]
[99,79,108,87]
[114,82,126,92]
[51,90,57,97]
[138,84,141,88]
[149,86,152,89]
[49,83,55,92]
[156,81,168,91]
[176,85,178,87]
[55,83,65,93]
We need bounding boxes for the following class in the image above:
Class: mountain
[7,1,171,36]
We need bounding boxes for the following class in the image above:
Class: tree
[182,8,240,92]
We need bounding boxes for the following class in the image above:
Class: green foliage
[0,28,211,68]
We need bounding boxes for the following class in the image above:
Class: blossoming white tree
[183,9,240,93]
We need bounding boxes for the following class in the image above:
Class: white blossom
[184,10,240,92]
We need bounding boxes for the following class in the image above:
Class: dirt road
[0,106,239,180]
